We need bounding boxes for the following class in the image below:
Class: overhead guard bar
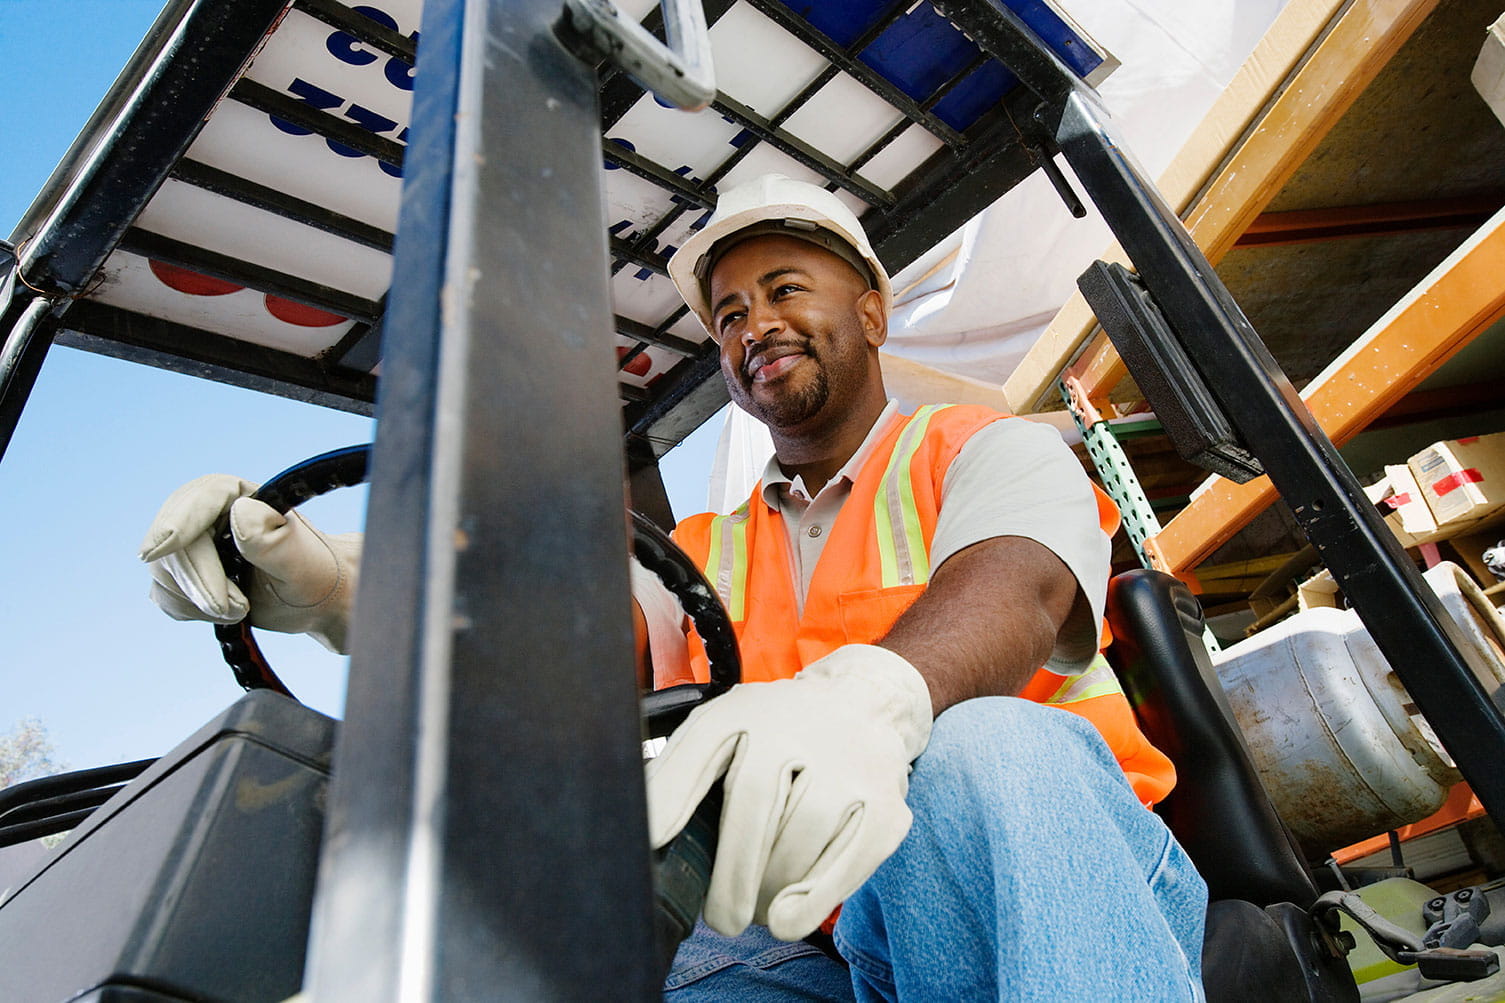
[561,0,716,112]
[0,0,295,462]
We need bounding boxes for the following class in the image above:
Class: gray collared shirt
[758,400,905,614]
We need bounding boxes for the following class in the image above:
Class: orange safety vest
[668,404,1176,807]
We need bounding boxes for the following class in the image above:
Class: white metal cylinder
[1213,563,1505,854]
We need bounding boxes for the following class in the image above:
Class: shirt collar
[759,400,902,507]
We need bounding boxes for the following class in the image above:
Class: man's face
[706,234,885,433]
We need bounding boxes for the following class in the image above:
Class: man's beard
[726,311,869,431]
[738,362,829,429]
[728,334,836,427]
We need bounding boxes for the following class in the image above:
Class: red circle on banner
[265,295,347,327]
[617,345,653,377]
[149,260,244,296]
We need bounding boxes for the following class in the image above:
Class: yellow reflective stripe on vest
[705,502,751,621]
[1045,653,1124,705]
[875,405,950,588]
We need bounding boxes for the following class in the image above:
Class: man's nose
[741,301,782,346]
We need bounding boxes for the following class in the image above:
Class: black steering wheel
[214,444,737,975]
[212,445,371,697]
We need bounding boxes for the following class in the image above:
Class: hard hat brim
[668,198,892,336]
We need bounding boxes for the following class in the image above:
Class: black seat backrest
[1105,569,1318,908]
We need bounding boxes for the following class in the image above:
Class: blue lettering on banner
[607,164,703,280]
[384,51,417,91]
[634,232,683,282]
[269,78,344,136]
[325,25,378,66]
[263,5,419,176]
[611,219,678,284]
[268,77,409,178]
[324,5,418,92]
[667,165,700,210]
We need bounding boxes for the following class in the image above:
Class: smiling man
[708,232,888,475]
[632,174,1207,1001]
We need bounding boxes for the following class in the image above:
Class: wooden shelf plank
[1233,195,1502,248]
[1153,205,1505,571]
[1003,0,1439,413]
[877,351,1077,435]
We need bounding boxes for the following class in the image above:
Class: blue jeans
[663,697,1207,1001]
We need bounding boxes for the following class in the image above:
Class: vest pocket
[837,585,926,641]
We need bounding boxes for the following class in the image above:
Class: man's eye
[773,284,801,298]
[717,310,745,333]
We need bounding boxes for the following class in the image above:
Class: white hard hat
[667,174,892,335]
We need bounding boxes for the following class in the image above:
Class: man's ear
[857,288,887,348]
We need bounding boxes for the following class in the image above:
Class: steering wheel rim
[633,510,739,736]
[213,445,371,698]
[214,444,741,721]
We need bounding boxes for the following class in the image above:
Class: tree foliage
[0,717,64,789]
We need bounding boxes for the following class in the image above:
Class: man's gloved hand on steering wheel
[646,643,934,942]
[139,474,362,654]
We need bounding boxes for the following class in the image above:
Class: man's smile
[746,345,808,383]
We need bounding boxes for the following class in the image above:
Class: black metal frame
[937,0,1505,821]
[1053,87,1505,818]
[0,0,296,455]
[0,0,414,438]
[609,4,1072,459]
[301,0,658,995]
[0,759,155,848]
[1,0,1096,461]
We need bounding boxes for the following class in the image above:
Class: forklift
[1,0,1504,998]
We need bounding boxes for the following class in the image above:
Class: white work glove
[139,474,362,654]
[646,644,933,940]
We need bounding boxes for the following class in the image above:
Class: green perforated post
[1060,378,1220,654]
[1061,379,1162,570]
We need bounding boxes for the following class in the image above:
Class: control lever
[1419,885,1497,963]
[1313,890,1501,982]
[653,781,723,978]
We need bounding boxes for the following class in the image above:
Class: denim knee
[838,696,1207,1000]
[911,696,1121,803]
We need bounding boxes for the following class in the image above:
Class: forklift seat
[1105,569,1359,1002]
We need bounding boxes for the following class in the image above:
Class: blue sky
[0,0,720,772]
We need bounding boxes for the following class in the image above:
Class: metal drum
[1214,563,1505,855]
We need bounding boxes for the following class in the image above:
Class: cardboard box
[1408,433,1505,527]
[1473,15,1505,130]
[1296,568,1340,611]
[1365,465,1436,548]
